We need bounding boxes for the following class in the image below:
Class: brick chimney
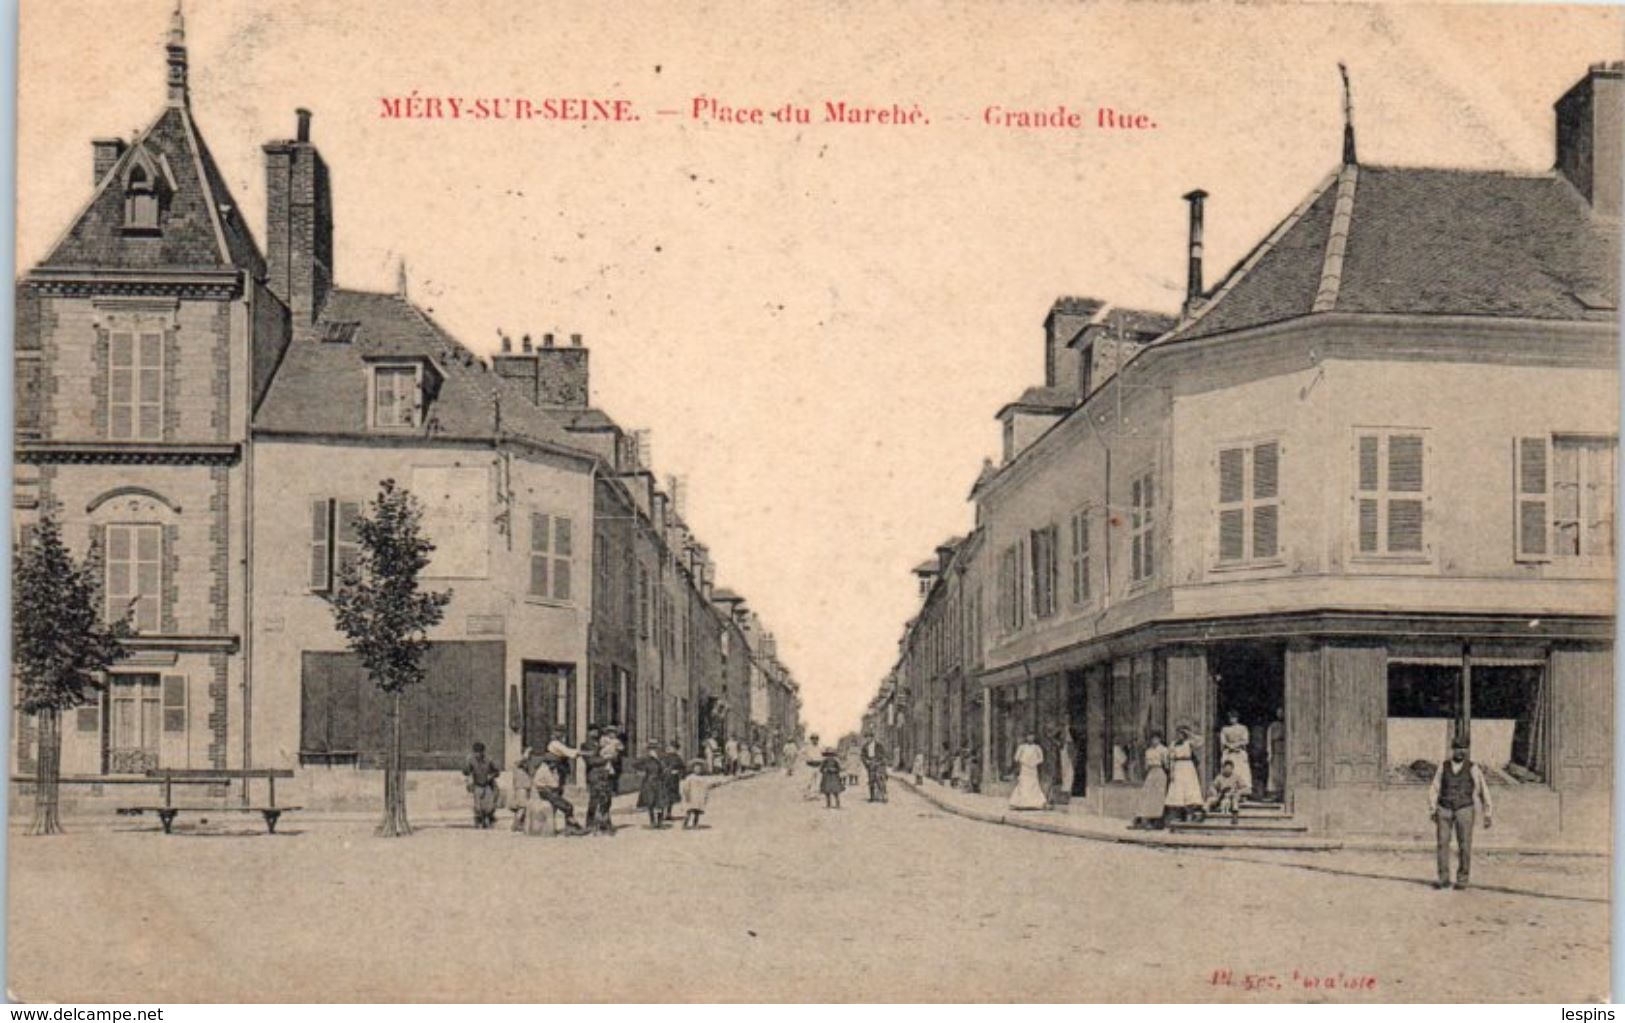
[1182,189,1208,317]
[537,333,589,408]
[1556,62,1623,218]
[492,333,540,403]
[263,108,333,325]
[92,138,126,186]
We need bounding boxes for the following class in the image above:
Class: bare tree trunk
[376,689,412,837]
[29,709,63,836]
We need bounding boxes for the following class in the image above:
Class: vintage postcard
[7,0,1619,1005]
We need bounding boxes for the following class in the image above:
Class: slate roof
[1165,165,1619,343]
[252,288,592,461]
[39,105,264,276]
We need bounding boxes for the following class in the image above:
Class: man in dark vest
[1427,736,1494,889]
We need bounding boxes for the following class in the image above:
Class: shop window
[1385,660,1546,783]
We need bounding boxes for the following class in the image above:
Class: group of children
[460,725,714,836]
[909,743,981,793]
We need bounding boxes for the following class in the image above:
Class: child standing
[679,760,710,829]
[462,742,501,829]
[911,751,925,786]
[819,747,845,809]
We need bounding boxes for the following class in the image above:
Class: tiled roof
[39,106,264,276]
[252,288,592,460]
[1164,165,1618,343]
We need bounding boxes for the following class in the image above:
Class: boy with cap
[462,742,501,829]
[1427,736,1494,889]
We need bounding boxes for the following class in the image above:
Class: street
[7,770,1608,1002]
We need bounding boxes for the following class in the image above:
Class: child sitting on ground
[679,760,710,829]
[1207,760,1243,821]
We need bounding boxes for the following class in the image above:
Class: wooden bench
[119,769,300,834]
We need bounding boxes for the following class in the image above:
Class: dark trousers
[538,787,575,820]
[587,784,614,830]
[1436,806,1474,883]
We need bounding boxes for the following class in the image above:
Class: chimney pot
[521,333,533,353]
[296,108,312,143]
[1182,189,1208,316]
[500,335,512,354]
[543,333,555,348]
[570,333,583,347]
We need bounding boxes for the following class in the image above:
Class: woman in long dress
[1058,729,1077,799]
[1163,725,1205,820]
[1008,733,1047,810]
[1135,732,1171,829]
[1219,710,1253,797]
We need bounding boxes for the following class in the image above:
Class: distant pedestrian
[635,740,672,829]
[536,725,585,834]
[509,748,535,832]
[1429,737,1493,890]
[679,761,710,829]
[801,733,824,800]
[703,735,719,774]
[911,751,925,786]
[964,747,980,794]
[860,732,888,802]
[818,747,845,808]
[1133,732,1170,830]
[1164,725,1205,822]
[1008,733,1047,810]
[583,730,617,835]
[724,737,740,776]
[783,738,799,775]
[462,742,501,829]
[1265,708,1286,801]
[662,739,688,818]
[750,743,765,772]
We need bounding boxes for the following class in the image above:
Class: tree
[13,514,131,835]
[326,479,452,837]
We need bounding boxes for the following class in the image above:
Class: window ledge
[1348,554,1434,566]
[524,596,575,609]
[1208,559,1288,575]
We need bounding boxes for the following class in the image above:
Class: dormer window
[365,355,444,431]
[124,166,159,230]
[119,149,173,235]
[371,364,421,429]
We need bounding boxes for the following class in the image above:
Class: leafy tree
[326,479,452,837]
[13,514,131,835]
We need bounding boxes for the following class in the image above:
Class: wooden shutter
[161,674,186,733]
[553,516,573,602]
[1514,436,1552,560]
[529,511,549,597]
[1387,434,1425,553]
[309,499,332,591]
[335,501,362,582]
[1356,435,1380,553]
[109,331,134,439]
[1253,440,1280,560]
[137,332,163,440]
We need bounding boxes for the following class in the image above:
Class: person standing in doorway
[1164,725,1205,822]
[1219,710,1253,799]
[1428,737,1493,889]
[1133,731,1171,829]
[1265,708,1286,801]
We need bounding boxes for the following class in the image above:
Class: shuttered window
[529,511,574,602]
[371,365,420,429]
[997,542,1025,634]
[1215,440,1282,566]
[108,330,163,441]
[1354,430,1428,557]
[1069,508,1091,605]
[106,524,161,632]
[309,498,362,592]
[1130,470,1156,582]
[162,673,187,733]
[1030,525,1059,618]
[1541,435,1617,559]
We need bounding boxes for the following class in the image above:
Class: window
[1216,440,1281,565]
[1517,435,1616,560]
[309,499,361,592]
[123,165,160,231]
[997,542,1025,634]
[107,674,160,774]
[371,364,420,429]
[1355,430,1427,556]
[529,512,573,602]
[1130,470,1156,583]
[638,565,651,640]
[1030,525,1058,618]
[106,524,160,632]
[161,674,187,733]
[109,329,163,441]
[1069,509,1091,605]
[1385,659,1546,783]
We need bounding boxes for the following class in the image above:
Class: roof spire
[1338,61,1357,165]
[166,1,188,107]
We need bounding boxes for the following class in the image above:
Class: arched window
[124,163,160,231]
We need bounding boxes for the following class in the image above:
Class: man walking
[860,731,888,803]
[1428,737,1493,889]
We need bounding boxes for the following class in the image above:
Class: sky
[16,0,1623,740]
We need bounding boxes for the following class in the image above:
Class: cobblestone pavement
[7,771,1609,1002]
